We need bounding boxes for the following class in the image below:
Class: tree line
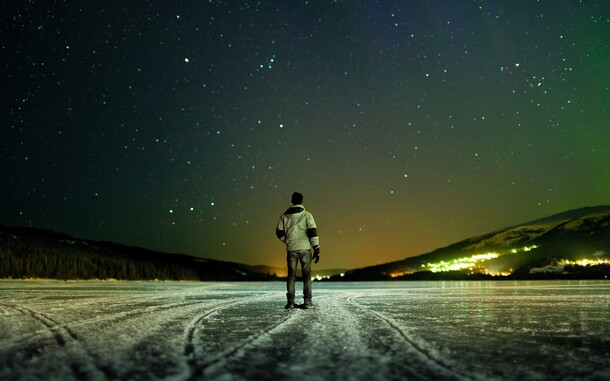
[0,226,274,281]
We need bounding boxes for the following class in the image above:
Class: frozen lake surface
[0,280,608,381]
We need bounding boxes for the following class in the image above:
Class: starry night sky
[2,1,609,270]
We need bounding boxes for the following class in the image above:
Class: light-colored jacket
[276,204,319,251]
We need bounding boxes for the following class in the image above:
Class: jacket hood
[284,205,305,217]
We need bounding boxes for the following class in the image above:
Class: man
[276,192,320,309]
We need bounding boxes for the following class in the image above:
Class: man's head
[291,192,303,205]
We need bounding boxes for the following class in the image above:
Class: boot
[303,299,314,309]
[285,296,295,309]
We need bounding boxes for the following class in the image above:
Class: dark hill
[340,205,610,280]
[0,225,276,281]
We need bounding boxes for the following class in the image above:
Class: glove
[313,247,320,263]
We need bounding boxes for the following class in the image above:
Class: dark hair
[291,192,303,205]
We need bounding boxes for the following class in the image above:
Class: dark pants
[286,250,312,303]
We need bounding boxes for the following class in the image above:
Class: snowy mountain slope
[342,205,610,280]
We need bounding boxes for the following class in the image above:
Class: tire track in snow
[1,304,109,381]
[9,305,79,346]
[185,295,342,381]
[180,292,296,381]
[0,299,204,348]
[1,299,223,381]
[347,296,472,381]
[80,299,205,328]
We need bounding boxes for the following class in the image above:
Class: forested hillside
[0,226,275,281]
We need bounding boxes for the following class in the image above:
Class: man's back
[276,192,320,309]
[277,205,318,251]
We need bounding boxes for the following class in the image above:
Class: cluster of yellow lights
[559,258,609,266]
[422,252,499,273]
[510,245,538,254]
[486,270,513,277]
[420,245,540,273]
[312,273,345,281]
[311,246,607,280]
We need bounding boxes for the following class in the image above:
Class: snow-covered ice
[0,280,608,381]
